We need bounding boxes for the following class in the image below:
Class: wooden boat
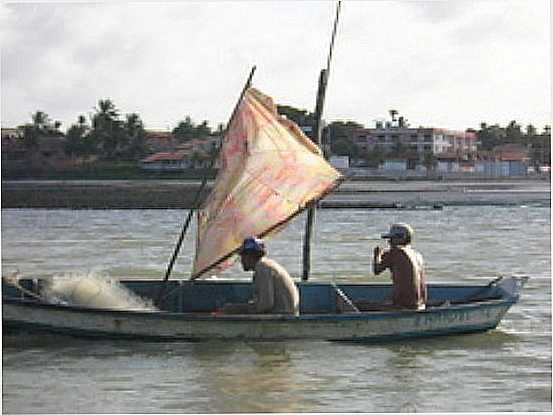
[2,276,527,341]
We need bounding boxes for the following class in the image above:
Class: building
[1,127,21,140]
[175,137,219,155]
[351,126,477,158]
[487,144,530,176]
[144,130,176,152]
[1,127,67,164]
[1,127,26,161]
[436,144,530,176]
[140,136,220,171]
[141,150,191,170]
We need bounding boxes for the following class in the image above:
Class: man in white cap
[221,237,299,315]
[373,223,427,310]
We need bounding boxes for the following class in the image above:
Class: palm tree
[124,113,147,160]
[96,99,119,119]
[31,111,50,130]
[196,120,211,137]
[173,116,196,141]
[91,99,123,159]
[125,113,142,135]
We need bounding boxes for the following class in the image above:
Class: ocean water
[1,206,551,413]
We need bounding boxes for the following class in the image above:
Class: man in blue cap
[221,237,299,315]
[373,223,427,310]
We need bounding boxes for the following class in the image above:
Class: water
[2,206,551,413]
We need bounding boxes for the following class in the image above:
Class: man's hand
[373,246,384,275]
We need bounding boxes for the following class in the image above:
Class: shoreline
[1,178,550,209]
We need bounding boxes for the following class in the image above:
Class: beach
[1,178,550,209]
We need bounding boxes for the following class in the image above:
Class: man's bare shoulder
[256,257,290,278]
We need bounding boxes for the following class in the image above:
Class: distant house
[435,152,462,173]
[492,144,529,163]
[144,130,176,152]
[1,127,21,140]
[436,144,529,176]
[175,137,220,154]
[142,134,221,169]
[489,144,529,176]
[140,148,212,171]
[1,127,68,167]
[141,150,190,170]
[1,127,26,161]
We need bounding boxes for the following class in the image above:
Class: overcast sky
[1,0,551,133]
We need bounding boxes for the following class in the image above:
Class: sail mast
[156,66,256,306]
[302,1,342,281]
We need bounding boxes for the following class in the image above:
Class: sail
[191,88,343,279]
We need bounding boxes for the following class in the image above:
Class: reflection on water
[1,207,551,413]
[190,342,306,413]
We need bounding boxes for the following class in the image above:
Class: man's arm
[253,268,274,313]
[373,246,389,275]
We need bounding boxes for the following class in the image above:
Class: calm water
[1,206,551,413]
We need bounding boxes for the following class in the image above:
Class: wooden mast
[302,1,342,281]
[156,65,256,307]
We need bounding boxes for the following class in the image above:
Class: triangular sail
[191,88,343,279]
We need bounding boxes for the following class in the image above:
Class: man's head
[381,223,414,246]
[238,237,266,271]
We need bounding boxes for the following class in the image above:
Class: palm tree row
[17,100,149,161]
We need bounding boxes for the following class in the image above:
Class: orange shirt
[377,245,427,309]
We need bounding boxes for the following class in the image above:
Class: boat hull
[2,276,526,341]
[3,298,513,342]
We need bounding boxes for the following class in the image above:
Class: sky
[1,0,551,133]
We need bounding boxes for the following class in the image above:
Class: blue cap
[239,237,266,255]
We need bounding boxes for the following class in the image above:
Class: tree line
[13,100,551,166]
[15,99,223,161]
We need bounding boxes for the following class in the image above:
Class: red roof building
[144,130,176,152]
[492,144,529,162]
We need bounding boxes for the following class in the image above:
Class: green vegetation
[3,100,226,179]
[4,101,550,180]
[277,105,316,128]
[19,111,63,149]
[276,104,550,167]
[2,160,217,180]
[16,100,222,163]
[64,99,149,160]
[476,121,550,167]
[172,116,223,142]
